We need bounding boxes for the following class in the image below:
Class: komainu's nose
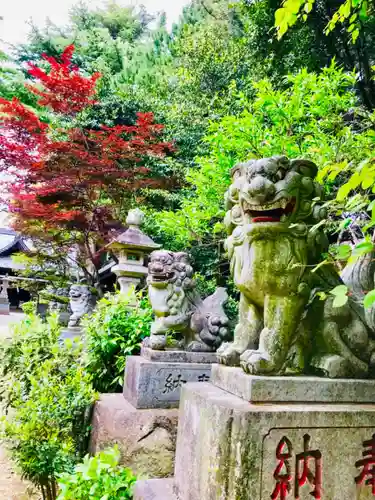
[248,176,275,203]
[150,261,164,273]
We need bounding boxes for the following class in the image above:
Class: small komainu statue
[48,287,71,326]
[218,155,375,378]
[147,250,230,351]
[68,284,95,328]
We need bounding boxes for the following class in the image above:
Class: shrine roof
[0,228,33,255]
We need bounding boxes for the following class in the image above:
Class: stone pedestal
[91,351,217,480]
[90,394,178,479]
[0,297,10,315]
[59,326,82,342]
[124,355,214,409]
[135,366,375,499]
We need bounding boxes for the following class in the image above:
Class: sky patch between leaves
[0,0,189,50]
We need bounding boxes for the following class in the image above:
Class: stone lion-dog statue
[218,155,375,378]
[147,250,230,352]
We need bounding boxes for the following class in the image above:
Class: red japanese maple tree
[0,45,174,287]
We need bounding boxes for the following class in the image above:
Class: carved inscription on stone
[355,434,375,494]
[271,434,322,500]
[163,374,187,394]
[262,428,375,499]
[151,366,211,405]
[162,372,210,394]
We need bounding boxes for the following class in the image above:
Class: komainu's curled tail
[189,287,231,351]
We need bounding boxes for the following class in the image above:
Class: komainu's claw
[240,351,274,375]
[217,343,242,366]
[149,334,167,350]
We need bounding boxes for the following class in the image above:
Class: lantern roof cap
[107,209,160,251]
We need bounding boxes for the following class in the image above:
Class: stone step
[134,478,176,500]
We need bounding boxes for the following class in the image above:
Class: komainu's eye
[229,184,239,200]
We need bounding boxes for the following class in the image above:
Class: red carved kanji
[355,434,375,494]
[295,434,322,499]
[271,437,293,500]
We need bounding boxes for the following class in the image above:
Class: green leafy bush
[157,62,372,245]
[0,312,97,500]
[2,359,97,500]
[21,300,37,315]
[57,446,136,500]
[82,291,153,393]
[0,313,61,407]
[150,63,375,298]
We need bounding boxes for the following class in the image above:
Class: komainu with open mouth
[147,250,230,352]
[217,155,375,378]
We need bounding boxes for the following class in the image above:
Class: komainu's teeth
[242,198,289,211]
[280,199,288,209]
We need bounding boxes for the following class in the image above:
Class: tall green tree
[240,0,375,108]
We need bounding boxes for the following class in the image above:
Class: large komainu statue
[218,155,375,378]
[147,250,230,352]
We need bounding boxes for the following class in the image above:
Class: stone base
[212,364,375,403]
[0,302,10,315]
[89,394,178,479]
[134,479,176,500]
[0,296,10,315]
[123,356,212,409]
[141,345,217,364]
[171,382,375,500]
[60,326,82,342]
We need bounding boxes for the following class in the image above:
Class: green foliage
[12,251,71,299]
[330,284,349,307]
[0,313,61,407]
[157,62,372,244]
[0,312,97,500]
[2,360,96,500]
[57,446,136,500]
[21,300,37,315]
[274,0,369,42]
[0,50,39,106]
[364,289,375,309]
[82,291,153,392]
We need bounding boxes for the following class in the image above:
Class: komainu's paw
[240,350,275,375]
[187,340,214,352]
[207,315,230,340]
[311,353,368,379]
[149,334,167,350]
[217,342,242,366]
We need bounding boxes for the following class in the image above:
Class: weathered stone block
[141,345,217,364]
[0,296,10,315]
[134,478,176,500]
[89,394,178,479]
[212,364,375,403]
[173,382,375,500]
[0,301,10,315]
[59,326,82,342]
[123,356,212,409]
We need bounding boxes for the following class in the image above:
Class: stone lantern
[107,209,160,297]
[0,277,10,315]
